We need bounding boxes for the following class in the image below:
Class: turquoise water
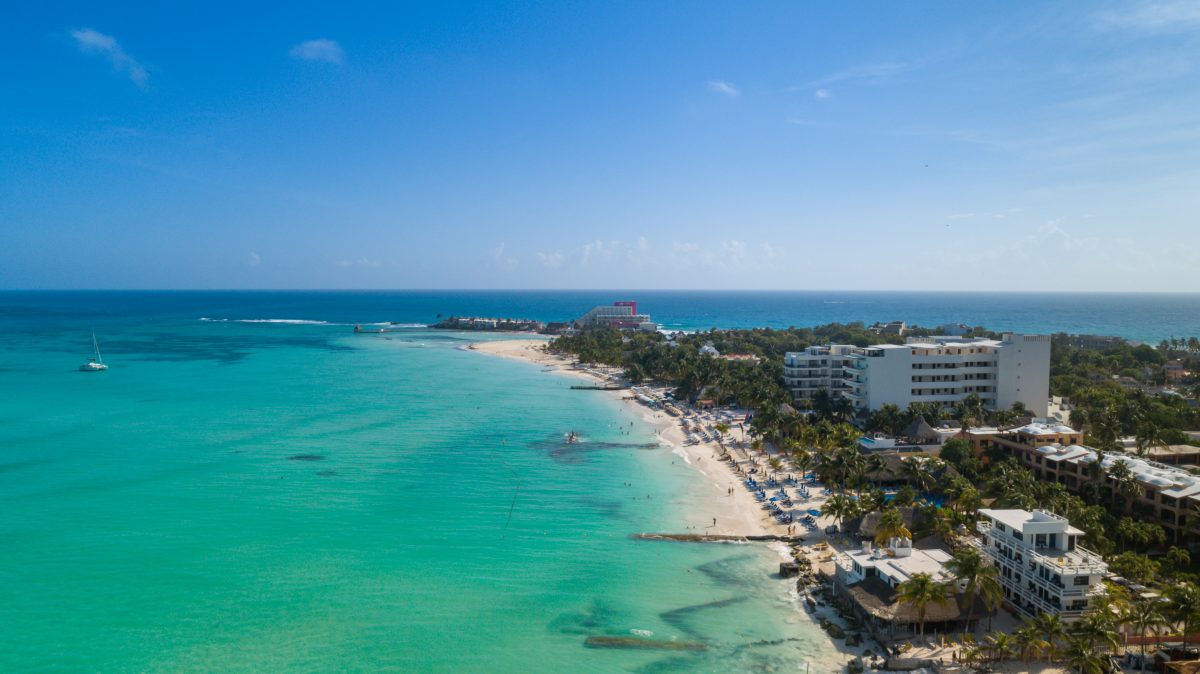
[0,315,837,672]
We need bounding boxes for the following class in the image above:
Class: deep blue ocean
[3,290,1198,342]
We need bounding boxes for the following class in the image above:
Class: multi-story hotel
[573,301,657,331]
[975,422,1200,544]
[784,334,1051,416]
[974,509,1107,621]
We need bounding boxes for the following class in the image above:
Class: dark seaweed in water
[693,554,759,588]
[288,454,325,461]
[659,596,748,639]
[527,436,658,464]
[317,469,337,476]
[547,599,621,635]
[577,495,626,520]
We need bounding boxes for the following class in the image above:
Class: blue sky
[2,2,1199,290]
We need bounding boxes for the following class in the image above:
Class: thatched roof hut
[900,417,941,443]
[843,576,987,624]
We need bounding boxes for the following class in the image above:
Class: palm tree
[1165,582,1200,654]
[822,493,857,532]
[984,632,1015,663]
[791,446,812,480]
[1013,622,1050,664]
[874,507,911,545]
[952,486,982,519]
[768,456,784,481]
[896,572,950,639]
[945,548,984,610]
[901,457,936,493]
[976,564,1003,630]
[1090,406,1121,451]
[1069,610,1121,655]
[928,508,956,545]
[1135,421,1165,458]
[1032,612,1067,662]
[831,396,855,423]
[867,403,904,436]
[1062,635,1108,674]
[944,547,1003,631]
[1108,459,1143,514]
[1125,600,1169,674]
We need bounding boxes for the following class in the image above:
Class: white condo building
[783,334,1050,416]
[974,509,1106,621]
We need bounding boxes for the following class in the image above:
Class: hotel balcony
[974,523,1107,576]
[783,366,828,375]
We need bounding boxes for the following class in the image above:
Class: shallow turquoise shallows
[0,314,838,672]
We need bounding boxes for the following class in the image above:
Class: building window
[1074,576,1089,586]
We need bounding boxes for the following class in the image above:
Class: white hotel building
[974,509,1107,621]
[783,334,1051,416]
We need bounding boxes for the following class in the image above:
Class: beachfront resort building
[573,301,658,331]
[973,423,1200,544]
[832,536,983,640]
[784,333,1051,416]
[974,509,1107,621]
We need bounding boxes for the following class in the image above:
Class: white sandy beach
[469,338,1078,674]
[470,338,818,540]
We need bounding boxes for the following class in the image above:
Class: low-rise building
[982,423,1200,543]
[833,536,982,641]
[975,509,1107,621]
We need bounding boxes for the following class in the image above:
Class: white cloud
[807,61,910,88]
[1093,1,1200,32]
[579,239,622,266]
[708,80,740,96]
[336,257,381,268]
[489,243,518,272]
[70,28,148,86]
[536,250,565,269]
[248,252,261,267]
[814,88,831,100]
[721,240,747,264]
[290,39,345,64]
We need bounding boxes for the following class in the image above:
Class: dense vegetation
[550,326,1200,446]
[1050,333,1199,448]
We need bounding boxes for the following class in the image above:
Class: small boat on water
[565,431,579,444]
[79,332,108,372]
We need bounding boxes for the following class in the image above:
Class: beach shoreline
[469,337,1077,674]
[468,338,866,667]
[469,338,797,539]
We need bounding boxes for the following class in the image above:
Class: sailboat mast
[92,332,103,364]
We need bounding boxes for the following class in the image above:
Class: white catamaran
[80,332,108,372]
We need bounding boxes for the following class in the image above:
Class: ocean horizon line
[3,288,1200,296]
